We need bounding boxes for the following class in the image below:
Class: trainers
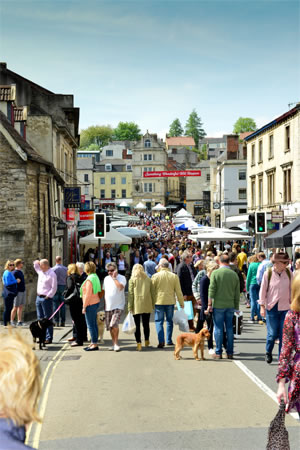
[208,348,215,355]
[10,321,16,327]
[265,352,273,364]
[114,344,120,352]
[17,321,23,326]
[108,346,114,351]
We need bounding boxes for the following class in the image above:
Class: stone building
[132,132,167,209]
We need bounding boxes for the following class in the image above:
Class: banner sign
[64,187,81,208]
[66,208,75,222]
[79,210,94,221]
[143,170,201,178]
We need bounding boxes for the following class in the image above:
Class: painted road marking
[234,360,299,421]
[25,343,69,448]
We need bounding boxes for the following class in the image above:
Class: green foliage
[184,109,206,147]
[85,143,101,152]
[169,118,184,137]
[199,143,208,160]
[233,117,257,134]
[113,121,141,141]
[80,125,113,149]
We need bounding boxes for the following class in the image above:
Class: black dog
[29,318,53,350]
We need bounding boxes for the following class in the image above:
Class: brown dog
[174,328,211,361]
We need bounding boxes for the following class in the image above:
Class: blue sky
[0,0,299,137]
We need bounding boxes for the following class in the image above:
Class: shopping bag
[266,400,290,450]
[122,312,136,334]
[176,300,194,320]
[173,309,189,332]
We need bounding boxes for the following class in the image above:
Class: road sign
[271,210,284,223]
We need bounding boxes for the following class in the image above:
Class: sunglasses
[107,269,114,273]
[9,264,14,266]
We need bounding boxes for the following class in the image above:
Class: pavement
[1,302,299,450]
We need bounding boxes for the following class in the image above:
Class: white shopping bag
[173,309,189,332]
[122,312,136,334]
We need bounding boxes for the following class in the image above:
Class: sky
[0,0,299,138]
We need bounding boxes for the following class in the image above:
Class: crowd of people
[1,213,300,433]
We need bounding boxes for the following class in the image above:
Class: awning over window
[265,216,300,248]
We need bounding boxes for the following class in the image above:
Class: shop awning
[265,216,300,248]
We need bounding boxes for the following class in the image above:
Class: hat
[273,252,289,263]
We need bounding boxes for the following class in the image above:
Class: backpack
[266,268,291,293]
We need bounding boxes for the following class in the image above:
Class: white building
[76,158,94,210]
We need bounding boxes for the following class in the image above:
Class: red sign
[66,208,75,221]
[81,195,86,203]
[79,210,94,221]
[143,170,201,178]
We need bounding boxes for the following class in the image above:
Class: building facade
[245,104,300,222]
[76,158,95,210]
[132,132,167,208]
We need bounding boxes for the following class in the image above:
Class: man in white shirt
[103,262,126,352]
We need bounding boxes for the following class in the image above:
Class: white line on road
[234,360,299,421]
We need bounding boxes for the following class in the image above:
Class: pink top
[34,261,57,298]
[82,280,99,309]
[258,268,292,311]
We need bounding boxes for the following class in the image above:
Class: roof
[166,136,195,146]
[0,85,16,101]
[239,132,253,141]
[265,216,300,248]
[245,104,300,142]
[96,158,127,165]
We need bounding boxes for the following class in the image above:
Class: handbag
[266,400,290,450]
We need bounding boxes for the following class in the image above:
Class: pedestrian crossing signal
[94,213,106,238]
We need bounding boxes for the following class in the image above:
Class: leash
[49,301,65,321]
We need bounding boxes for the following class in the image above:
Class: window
[239,209,247,214]
[145,139,151,148]
[121,189,126,198]
[283,168,291,202]
[105,163,112,171]
[144,154,152,161]
[206,173,211,182]
[258,177,263,208]
[251,179,256,208]
[126,164,132,171]
[238,188,247,200]
[285,126,290,151]
[121,177,126,184]
[258,140,263,162]
[84,174,89,182]
[194,206,203,215]
[84,185,89,195]
[251,144,255,165]
[144,167,152,172]
[267,171,275,205]
[100,189,105,199]
[269,135,274,159]
[111,189,116,198]
[100,177,105,185]
[144,183,154,193]
[106,150,113,157]
[238,170,246,180]
[111,177,116,185]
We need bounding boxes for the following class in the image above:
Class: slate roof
[166,136,195,146]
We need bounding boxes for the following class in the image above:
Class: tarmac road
[19,302,299,450]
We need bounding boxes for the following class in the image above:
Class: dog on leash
[174,328,211,361]
[87,311,105,343]
[29,318,53,350]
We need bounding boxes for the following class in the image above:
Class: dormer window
[126,164,132,171]
[145,139,151,148]
[105,163,112,171]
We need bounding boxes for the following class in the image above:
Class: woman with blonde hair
[0,329,41,447]
[64,264,87,347]
[80,262,101,351]
[2,260,18,326]
[128,264,154,351]
[276,273,300,417]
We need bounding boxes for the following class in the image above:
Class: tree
[184,109,206,147]
[169,118,184,137]
[233,117,257,134]
[80,125,113,149]
[113,121,141,141]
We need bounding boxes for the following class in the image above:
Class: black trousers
[196,313,214,349]
[3,295,14,326]
[69,301,87,345]
[133,313,150,343]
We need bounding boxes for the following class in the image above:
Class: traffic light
[94,213,106,238]
[106,216,111,233]
[248,214,255,232]
[255,211,267,234]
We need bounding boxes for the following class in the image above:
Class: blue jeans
[53,285,66,323]
[36,296,53,340]
[266,303,288,356]
[249,284,262,321]
[155,304,174,344]
[213,307,235,356]
[85,303,99,344]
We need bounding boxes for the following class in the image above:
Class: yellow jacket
[237,252,247,271]
[151,268,184,307]
[128,276,154,315]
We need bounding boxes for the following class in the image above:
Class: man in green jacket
[151,260,184,348]
[207,254,240,359]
